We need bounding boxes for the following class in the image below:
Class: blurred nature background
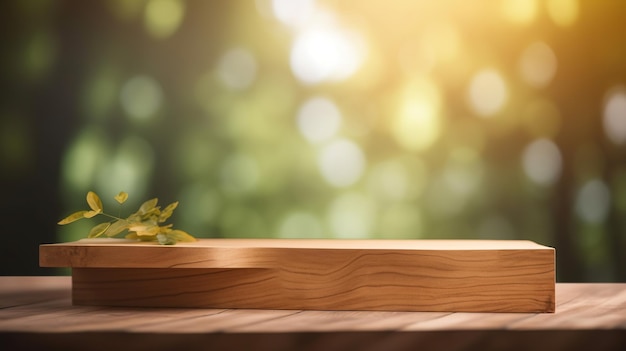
[1,0,626,281]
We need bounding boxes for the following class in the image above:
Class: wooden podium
[39,239,555,313]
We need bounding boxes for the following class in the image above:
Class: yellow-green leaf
[104,219,128,237]
[84,210,101,218]
[158,201,178,222]
[157,233,176,245]
[130,224,160,237]
[142,207,161,219]
[88,222,111,238]
[127,232,156,241]
[138,198,158,215]
[125,232,138,240]
[86,191,103,212]
[114,191,128,204]
[57,210,88,225]
[158,224,173,233]
[168,229,196,242]
[60,191,191,246]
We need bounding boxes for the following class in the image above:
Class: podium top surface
[41,238,552,250]
[40,239,554,269]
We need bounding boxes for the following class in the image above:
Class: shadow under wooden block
[40,239,555,312]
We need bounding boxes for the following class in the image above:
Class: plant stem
[99,212,126,222]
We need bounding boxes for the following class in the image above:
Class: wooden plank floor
[1,277,625,351]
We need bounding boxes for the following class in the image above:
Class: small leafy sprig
[58,191,196,245]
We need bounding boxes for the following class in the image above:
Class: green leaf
[158,224,173,233]
[127,232,157,241]
[84,210,101,218]
[125,232,139,240]
[88,222,111,238]
[126,213,140,223]
[168,229,196,242]
[157,233,176,245]
[104,219,129,237]
[138,198,158,215]
[86,191,103,212]
[114,191,128,204]
[59,191,195,245]
[129,224,160,237]
[159,201,178,222]
[142,207,161,219]
[58,211,88,225]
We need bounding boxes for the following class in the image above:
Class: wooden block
[39,239,555,312]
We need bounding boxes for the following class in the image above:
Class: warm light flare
[547,0,579,27]
[500,0,538,25]
[144,0,185,39]
[318,139,366,187]
[468,68,508,117]
[290,26,365,85]
[519,41,558,89]
[297,97,342,144]
[391,80,442,152]
[18,0,624,281]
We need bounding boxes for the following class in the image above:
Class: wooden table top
[1,276,625,351]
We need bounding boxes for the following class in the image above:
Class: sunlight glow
[290,26,365,85]
[297,97,342,143]
[391,80,441,151]
[144,0,185,39]
[96,135,155,199]
[271,0,316,28]
[422,22,461,64]
[501,0,538,25]
[468,68,508,117]
[368,160,410,201]
[547,0,579,27]
[318,139,365,187]
[519,41,558,89]
[120,75,163,122]
[327,192,376,238]
[603,87,626,145]
[62,128,108,191]
[217,47,258,91]
[522,138,562,186]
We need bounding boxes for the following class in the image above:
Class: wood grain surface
[40,239,555,312]
[1,277,625,351]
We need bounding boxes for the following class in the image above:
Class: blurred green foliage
[2,0,626,281]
